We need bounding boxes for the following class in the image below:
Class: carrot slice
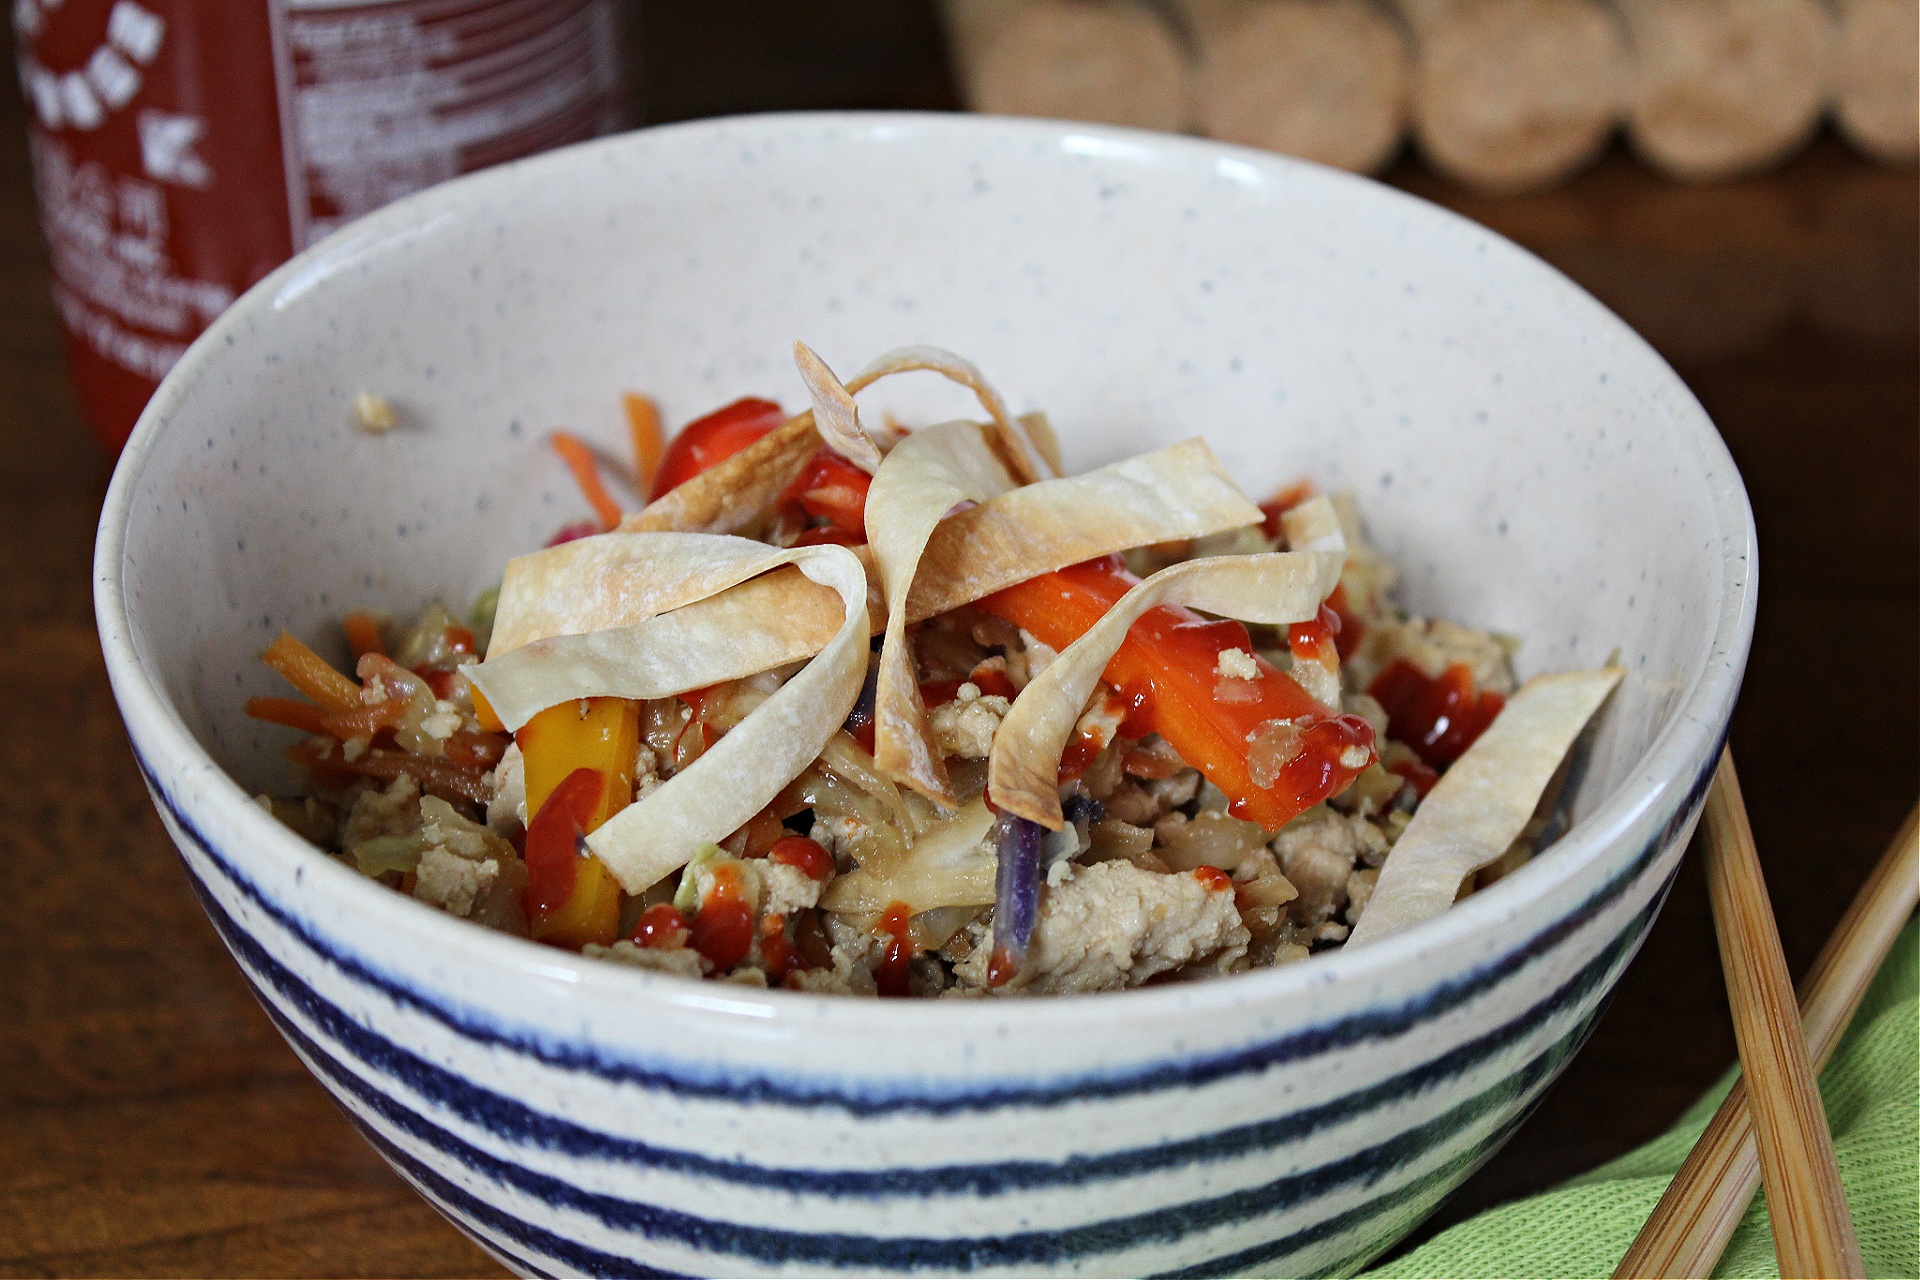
[245,695,330,736]
[551,431,623,531]
[262,632,362,712]
[342,611,385,659]
[623,393,665,495]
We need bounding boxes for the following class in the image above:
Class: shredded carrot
[245,695,331,736]
[262,632,362,712]
[319,699,409,741]
[342,610,386,659]
[623,393,665,495]
[550,430,623,531]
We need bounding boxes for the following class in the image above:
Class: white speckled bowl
[95,114,1754,1278]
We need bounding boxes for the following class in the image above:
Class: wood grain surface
[1,4,1913,1276]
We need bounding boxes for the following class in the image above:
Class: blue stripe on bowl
[190,832,1640,1273]
[330,1037,1554,1278]
[1145,1109,1534,1280]
[173,769,1671,1205]
[134,742,1715,1116]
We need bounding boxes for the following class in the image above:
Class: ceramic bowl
[94,113,1754,1278]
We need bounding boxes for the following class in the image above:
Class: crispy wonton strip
[472,571,842,727]
[866,429,1265,804]
[866,421,1025,805]
[817,797,1000,913]
[901,437,1264,623]
[1018,410,1063,477]
[592,437,1266,658]
[621,343,1046,535]
[487,530,823,656]
[619,412,822,536]
[987,496,1346,830]
[536,434,1260,676]
[466,535,871,894]
[794,342,882,474]
[1344,666,1624,948]
[848,345,1050,485]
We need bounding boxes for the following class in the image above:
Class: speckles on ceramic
[95,113,1754,1277]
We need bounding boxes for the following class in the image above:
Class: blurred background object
[1395,0,1626,192]
[942,0,1193,131]
[1832,0,1920,164]
[943,0,1918,187]
[1179,0,1410,175]
[1617,0,1834,181]
[15,0,627,455]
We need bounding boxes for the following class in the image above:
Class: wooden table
[2,5,1912,1276]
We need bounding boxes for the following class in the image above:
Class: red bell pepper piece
[783,448,872,536]
[649,397,786,499]
[979,556,1374,831]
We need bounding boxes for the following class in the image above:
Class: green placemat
[1360,917,1919,1279]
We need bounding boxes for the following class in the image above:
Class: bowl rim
[93,110,1756,1036]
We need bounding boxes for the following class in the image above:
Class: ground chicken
[929,683,1009,759]
[411,797,526,931]
[788,922,882,995]
[1349,616,1516,696]
[485,744,525,834]
[632,741,663,799]
[1272,807,1389,928]
[585,940,706,979]
[413,847,500,919]
[954,861,1250,994]
[759,860,822,916]
[342,776,422,849]
[420,699,464,742]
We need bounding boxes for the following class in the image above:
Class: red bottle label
[15,0,623,454]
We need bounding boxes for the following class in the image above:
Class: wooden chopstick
[1614,749,1871,1278]
[1615,798,1917,1278]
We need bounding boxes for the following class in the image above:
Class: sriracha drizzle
[875,901,914,997]
[688,864,754,972]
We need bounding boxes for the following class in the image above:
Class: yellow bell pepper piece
[516,697,640,947]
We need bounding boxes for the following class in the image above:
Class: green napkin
[1360,917,1918,1279]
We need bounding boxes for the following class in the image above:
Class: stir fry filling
[249,343,1620,997]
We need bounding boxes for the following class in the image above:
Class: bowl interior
[107,114,1748,913]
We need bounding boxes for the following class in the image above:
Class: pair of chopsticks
[1615,748,1919,1279]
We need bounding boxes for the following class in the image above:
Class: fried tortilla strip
[1345,665,1624,948]
[794,342,882,474]
[486,531,823,656]
[1018,409,1063,477]
[901,437,1265,624]
[849,344,1051,485]
[549,433,1261,675]
[621,342,1046,536]
[618,412,822,536]
[988,497,1347,830]
[866,429,1266,805]
[473,570,843,725]
[866,421,1025,806]
[466,534,871,894]
[818,797,1000,913]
